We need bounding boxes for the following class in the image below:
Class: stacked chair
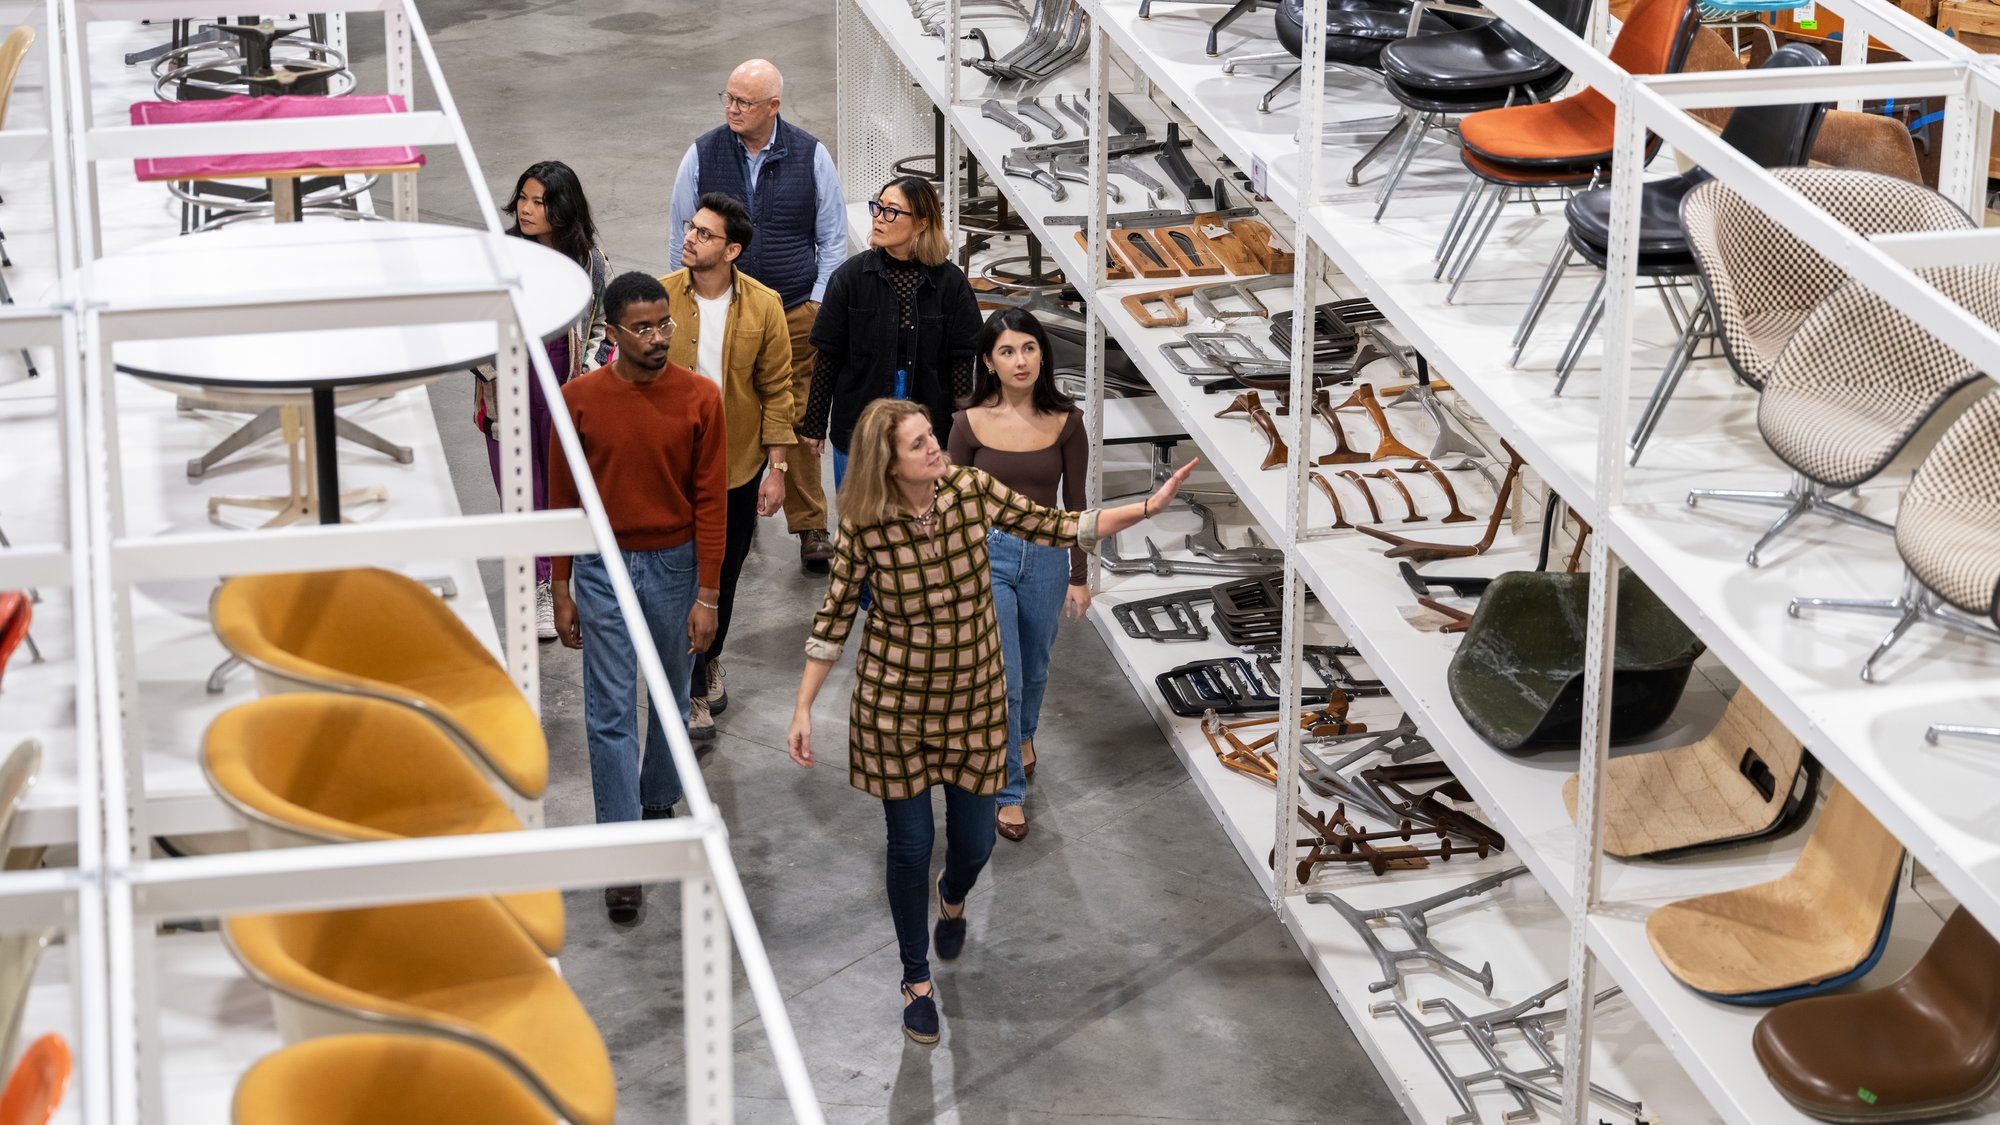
[223,898,614,1125]
[1224,0,1480,115]
[1432,0,1700,300]
[209,568,549,820]
[235,1036,559,1125]
[202,694,563,955]
[1680,169,1994,567]
[1507,43,1828,464]
[1369,0,1590,219]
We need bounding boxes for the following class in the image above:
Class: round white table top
[86,221,592,390]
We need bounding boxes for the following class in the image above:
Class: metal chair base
[1791,573,2000,683]
[1689,473,1893,568]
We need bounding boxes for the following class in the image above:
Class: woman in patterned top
[787,397,1197,1045]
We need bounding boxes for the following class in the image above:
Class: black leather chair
[1365,0,1590,219]
[1224,0,1477,114]
[1515,44,1828,464]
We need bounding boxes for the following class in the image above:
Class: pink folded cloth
[130,94,426,181]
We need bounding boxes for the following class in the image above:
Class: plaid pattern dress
[806,465,1100,799]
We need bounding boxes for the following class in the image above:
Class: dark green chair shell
[1447,570,1706,752]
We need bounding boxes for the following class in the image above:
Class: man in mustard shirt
[661,192,795,740]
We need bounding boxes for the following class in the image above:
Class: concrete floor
[401,2,1401,1121]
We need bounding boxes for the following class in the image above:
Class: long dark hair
[971,308,1071,414]
[503,160,598,269]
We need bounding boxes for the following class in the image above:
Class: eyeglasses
[719,92,774,111]
[616,318,674,341]
[682,220,727,246]
[868,200,912,223]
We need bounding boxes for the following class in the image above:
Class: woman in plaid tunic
[788,398,1196,1044]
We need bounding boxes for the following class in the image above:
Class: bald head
[731,59,783,100]
[723,59,784,146]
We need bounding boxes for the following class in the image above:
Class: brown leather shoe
[604,885,642,923]
[799,529,833,574]
[1754,906,2000,1121]
[996,807,1028,842]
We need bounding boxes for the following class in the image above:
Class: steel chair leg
[1551,274,1607,395]
[1372,114,1434,222]
[1445,187,1510,303]
[1628,299,1712,464]
[1347,112,1410,186]
[1511,240,1575,359]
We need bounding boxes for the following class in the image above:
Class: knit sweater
[547,362,728,588]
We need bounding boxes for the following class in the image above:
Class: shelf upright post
[1837,6,1868,113]
[55,2,99,263]
[683,874,735,1125]
[1272,0,1331,905]
[385,0,418,221]
[1558,80,1643,1125]
[944,0,964,251]
[494,307,542,819]
[1084,23,1111,536]
[1937,66,1994,220]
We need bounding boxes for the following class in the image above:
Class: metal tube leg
[1745,496,1812,568]
[1435,178,1483,264]
[333,415,415,463]
[1372,114,1434,221]
[1551,274,1607,395]
[1859,603,1926,683]
[1444,187,1509,302]
[1258,66,1302,114]
[309,387,342,526]
[1511,240,1574,359]
[1348,112,1410,186]
[187,407,283,480]
[1628,301,1709,464]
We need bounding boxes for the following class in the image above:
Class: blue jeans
[988,528,1069,808]
[883,784,997,985]
[571,544,695,823]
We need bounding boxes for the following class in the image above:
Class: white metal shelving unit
[0,3,825,1122]
[840,0,2000,1119]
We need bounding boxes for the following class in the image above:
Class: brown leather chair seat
[1753,907,2000,1122]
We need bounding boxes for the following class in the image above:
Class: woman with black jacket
[798,175,982,480]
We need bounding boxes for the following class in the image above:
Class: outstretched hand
[1145,458,1200,517]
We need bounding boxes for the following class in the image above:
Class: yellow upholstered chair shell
[223,898,613,1125]
[202,695,564,956]
[210,569,548,814]
[0,28,34,134]
[234,1035,558,1125]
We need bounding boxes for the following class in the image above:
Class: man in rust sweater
[548,271,727,924]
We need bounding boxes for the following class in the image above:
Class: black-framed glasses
[868,200,912,223]
[682,219,726,246]
[719,92,774,111]
[616,317,675,341]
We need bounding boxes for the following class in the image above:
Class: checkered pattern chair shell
[1682,168,1968,392]
[1898,392,2000,618]
[1761,259,1998,492]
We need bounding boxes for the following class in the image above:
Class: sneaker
[687,695,718,742]
[704,659,728,716]
[535,580,556,643]
[799,529,833,575]
[901,983,940,1044]
[605,885,642,923]
[933,879,968,962]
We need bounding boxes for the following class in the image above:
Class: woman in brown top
[947,309,1087,843]
[788,397,1195,1045]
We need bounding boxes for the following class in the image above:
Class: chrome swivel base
[1687,473,1893,568]
[1926,723,2000,745]
[1790,573,2000,683]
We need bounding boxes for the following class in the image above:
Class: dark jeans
[883,783,997,985]
[692,467,763,691]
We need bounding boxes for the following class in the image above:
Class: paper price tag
[1250,154,1269,199]
[1793,2,1816,23]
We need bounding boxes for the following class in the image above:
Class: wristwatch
[769,460,789,473]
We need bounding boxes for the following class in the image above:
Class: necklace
[906,482,941,538]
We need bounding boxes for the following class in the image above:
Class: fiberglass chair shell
[0,1034,70,1125]
[234,1035,559,1125]
[202,694,564,956]
[1645,782,1903,1004]
[1445,569,1706,753]
[1561,686,1816,860]
[1752,907,2000,1123]
[1229,0,1469,114]
[223,897,613,1125]
[1791,390,2000,683]
[1681,169,1988,567]
[210,568,548,815]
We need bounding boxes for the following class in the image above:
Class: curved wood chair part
[1561,687,1815,859]
[1752,907,2000,1123]
[1310,388,1368,465]
[1308,471,1353,530]
[0,1034,70,1125]
[1357,444,1525,561]
[1380,376,1453,397]
[1354,384,1425,462]
[1121,284,1202,328]
[203,695,564,956]
[1336,470,1384,523]
[1645,782,1903,1004]
[1402,458,1478,523]
[0,593,30,691]
[1368,470,1423,522]
[223,898,614,1125]
[1564,510,1594,573]
[1419,596,1474,633]
[234,1035,561,1125]
[1216,392,1289,470]
[211,569,549,808]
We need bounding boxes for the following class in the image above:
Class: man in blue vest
[669,59,847,591]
